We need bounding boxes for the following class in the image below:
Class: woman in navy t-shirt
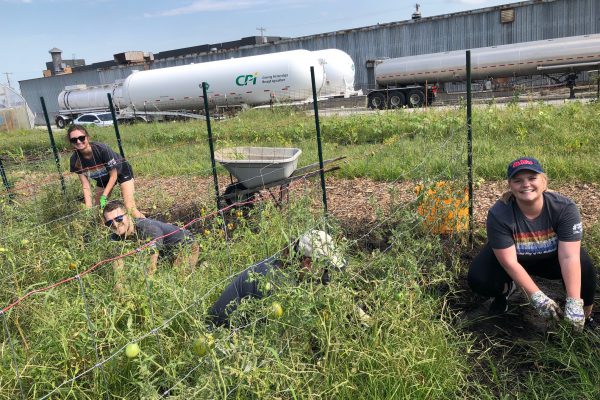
[68,124,144,218]
[468,157,596,331]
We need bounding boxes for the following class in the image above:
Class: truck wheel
[389,91,406,108]
[56,117,66,129]
[407,90,425,108]
[367,93,386,110]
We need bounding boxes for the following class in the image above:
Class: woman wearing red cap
[468,157,596,331]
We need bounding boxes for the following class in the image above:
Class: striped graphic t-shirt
[513,228,558,256]
[487,192,582,261]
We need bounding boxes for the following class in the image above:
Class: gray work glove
[530,291,562,321]
[564,297,585,332]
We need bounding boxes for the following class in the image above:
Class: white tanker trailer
[368,33,600,109]
[56,49,357,128]
[312,49,357,97]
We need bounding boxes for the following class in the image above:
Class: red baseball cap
[507,157,544,179]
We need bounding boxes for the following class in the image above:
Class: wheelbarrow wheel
[224,182,256,207]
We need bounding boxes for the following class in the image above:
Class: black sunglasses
[69,135,87,144]
[104,214,125,227]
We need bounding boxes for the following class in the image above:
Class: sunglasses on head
[104,214,125,227]
[69,135,87,144]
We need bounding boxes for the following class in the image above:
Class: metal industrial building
[20,0,600,124]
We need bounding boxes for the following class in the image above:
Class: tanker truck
[56,48,357,128]
[368,33,600,109]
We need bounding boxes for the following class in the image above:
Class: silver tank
[375,34,600,85]
[58,83,122,111]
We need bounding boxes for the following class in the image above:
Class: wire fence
[0,79,472,398]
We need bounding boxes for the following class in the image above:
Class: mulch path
[132,176,600,232]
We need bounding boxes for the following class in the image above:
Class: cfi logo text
[236,73,259,86]
[572,222,583,235]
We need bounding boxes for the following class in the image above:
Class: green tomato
[193,334,214,357]
[125,343,140,359]
[271,302,284,319]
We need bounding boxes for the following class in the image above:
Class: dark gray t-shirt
[110,218,193,251]
[208,256,291,326]
[487,191,582,261]
[70,142,133,187]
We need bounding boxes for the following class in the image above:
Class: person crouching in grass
[103,200,200,289]
[208,229,349,327]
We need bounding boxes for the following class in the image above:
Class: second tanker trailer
[368,33,600,109]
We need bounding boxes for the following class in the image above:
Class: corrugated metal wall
[20,0,600,124]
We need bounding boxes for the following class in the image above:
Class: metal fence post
[219,209,233,275]
[107,93,125,158]
[201,82,221,211]
[466,51,474,246]
[40,96,67,196]
[0,157,13,202]
[309,66,328,216]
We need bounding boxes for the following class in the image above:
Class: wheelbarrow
[214,146,344,207]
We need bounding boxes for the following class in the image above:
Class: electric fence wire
[3,108,468,396]
[1,124,464,314]
[0,168,322,287]
[144,141,468,396]
[0,166,329,315]
[16,167,459,398]
[154,200,453,398]
[35,220,323,400]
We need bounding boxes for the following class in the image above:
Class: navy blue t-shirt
[208,256,287,326]
[487,191,582,262]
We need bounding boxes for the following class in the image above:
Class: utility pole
[3,72,13,88]
[256,27,266,43]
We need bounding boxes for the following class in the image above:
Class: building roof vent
[412,3,421,20]
[48,47,64,74]
[501,8,515,23]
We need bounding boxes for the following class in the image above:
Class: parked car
[72,113,114,127]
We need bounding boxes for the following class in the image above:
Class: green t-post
[107,93,125,158]
[466,51,474,246]
[310,66,328,215]
[202,82,221,211]
[0,156,13,202]
[40,96,67,196]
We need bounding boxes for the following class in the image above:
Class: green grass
[0,102,599,398]
[3,101,600,182]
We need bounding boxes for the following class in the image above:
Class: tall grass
[0,102,599,398]
[2,101,600,181]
